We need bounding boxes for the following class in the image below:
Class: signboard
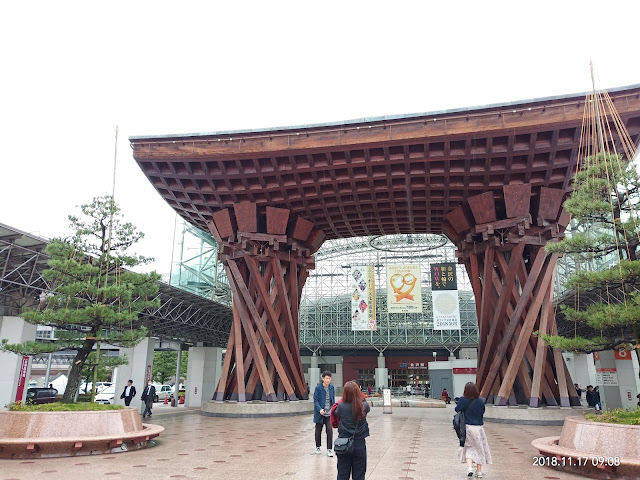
[15,355,29,403]
[382,388,392,414]
[615,349,632,360]
[431,263,461,330]
[453,368,477,375]
[350,266,376,331]
[387,264,422,313]
[146,364,153,383]
[596,368,618,386]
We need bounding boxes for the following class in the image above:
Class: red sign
[15,356,29,402]
[146,365,152,383]
[594,352,600,361]
[615,350,631,360]
[453,368,477,375]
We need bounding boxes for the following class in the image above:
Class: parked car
[94,385,116,404]
[25,387,58,405]
[153,384,173,403]
[80,382,112,394]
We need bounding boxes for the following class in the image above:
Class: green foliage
[586,408,640,425]
[9,402,123,412]
[544,153,640,353]
[153,351,188,384]
[0,339,60,356]
[0,196,161,402]
[536,332,615,353]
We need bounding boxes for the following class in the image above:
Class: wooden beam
[479,245,547,399]
[495,257,557,405]
[477,242,525,387]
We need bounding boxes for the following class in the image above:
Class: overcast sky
[2,1,639,278]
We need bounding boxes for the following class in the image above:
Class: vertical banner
[15,355,30,402]
[387,264,423,313]
[431,262,461,330]
[351,266,376,331]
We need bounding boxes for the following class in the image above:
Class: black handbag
[334,420,359,455]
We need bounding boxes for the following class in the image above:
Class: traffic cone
[164,397,169,405]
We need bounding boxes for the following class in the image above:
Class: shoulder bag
[333,419,360,455]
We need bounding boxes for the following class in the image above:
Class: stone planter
[532,415,640,479]
[0,407,164,459]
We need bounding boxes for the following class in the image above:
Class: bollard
[179,395,184,405]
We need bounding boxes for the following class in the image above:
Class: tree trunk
[63,338,96,402]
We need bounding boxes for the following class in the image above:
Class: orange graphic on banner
[390,273,417,302]
[615,350,632,360]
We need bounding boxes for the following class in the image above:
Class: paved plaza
[0,404,582,480]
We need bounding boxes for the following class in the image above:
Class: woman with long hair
[455,382,492,478]
[334,380,370,480]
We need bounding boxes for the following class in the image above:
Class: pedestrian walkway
[0,404,579,479]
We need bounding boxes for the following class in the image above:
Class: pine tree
[542,152,640,352]
[1,196,160,402]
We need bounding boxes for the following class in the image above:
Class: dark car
[25,387,58,405]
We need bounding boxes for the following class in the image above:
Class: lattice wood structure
[207,204,325,401]
[132,84,640,404]
[445,186,580,406]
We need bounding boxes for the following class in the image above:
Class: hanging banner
[431,263,461,330]
[15,355,30,403]
[351,266,376,331]
[387,264,422,313]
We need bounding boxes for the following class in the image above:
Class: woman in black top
[334,380,370,480]
[455,382,492,478]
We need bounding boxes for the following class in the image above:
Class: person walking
[314,371,335,456]
[594,386,602,411]
[455,382,492,478]
[442,388,451,404]
[120,379,137,406]
[586,385,598,410]
[141,380,156,418]
[334,381,370,480]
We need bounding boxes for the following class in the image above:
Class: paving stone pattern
[0,405,580,479]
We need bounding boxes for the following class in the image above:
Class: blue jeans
[337,438,366,480]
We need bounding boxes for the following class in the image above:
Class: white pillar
[113,337,155,413]
[334,361,344,392]
[308,353,320,395]
[594,350,621,410]
[375,352,388,390]
[614,349,640,410]
[185,346,222,408]
[0,317,36,408]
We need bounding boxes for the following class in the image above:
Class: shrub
[9,403,123,412]
[586,408,640,425]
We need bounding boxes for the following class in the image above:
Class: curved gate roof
[131,84,640,239]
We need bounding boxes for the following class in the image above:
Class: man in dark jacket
[313,371,335,456]
[585,385,598,408]
[141,380,156,418]
[120,379,136,406]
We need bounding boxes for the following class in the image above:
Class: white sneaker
[467,468,474,477]
[315,447,321,455]
[327,449,334,457]
[475,473,484,478]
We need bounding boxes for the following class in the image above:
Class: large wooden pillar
[208,204,325,402]
[444,184,580,407]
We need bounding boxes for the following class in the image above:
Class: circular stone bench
[367,398,445,408]
[532,416,640,479]
[0,407,164,459]
[202,400,314,417]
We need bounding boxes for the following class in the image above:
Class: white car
[94,385,116,404]
[153,384,174,403]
